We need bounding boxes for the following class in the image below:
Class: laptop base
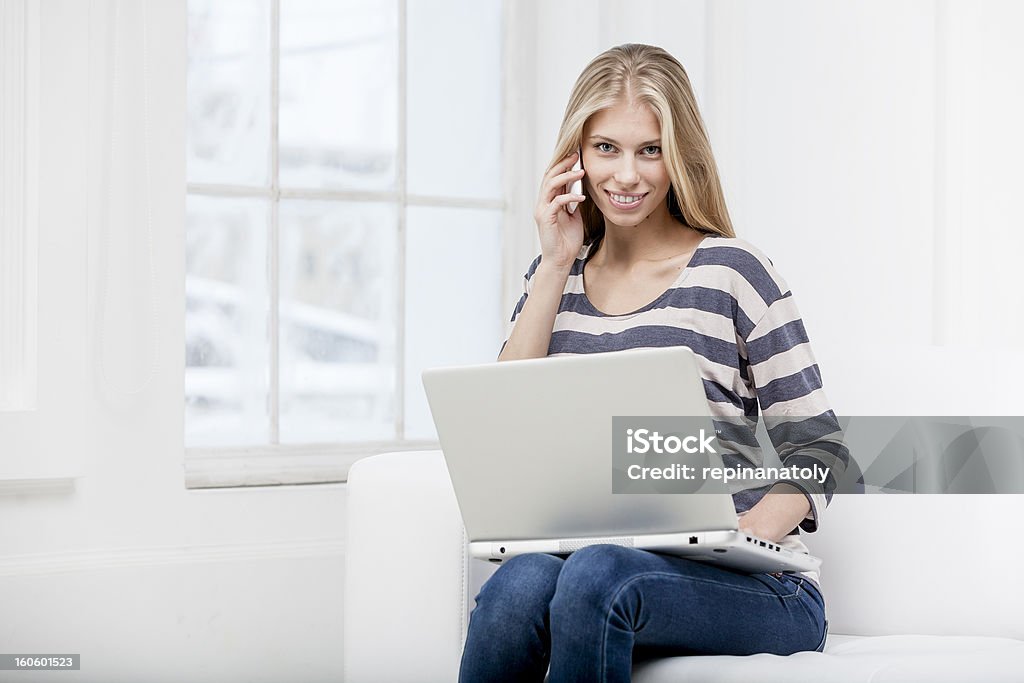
[470,530,821,574]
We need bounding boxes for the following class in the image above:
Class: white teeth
[611,193,642,204]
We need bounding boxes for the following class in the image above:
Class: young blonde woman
[460,44,847,683]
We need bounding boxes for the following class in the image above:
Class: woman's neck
[593,217,704,268]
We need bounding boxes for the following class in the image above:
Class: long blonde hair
[550,43,735,245]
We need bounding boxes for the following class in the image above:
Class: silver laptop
[421,346,821,574]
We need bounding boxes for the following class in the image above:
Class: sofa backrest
[804,343,1024,639]
[802,494,1024,639]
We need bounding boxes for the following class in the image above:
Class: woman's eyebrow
[585,135,663,147]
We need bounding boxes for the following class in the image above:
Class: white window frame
[184,0,523,488]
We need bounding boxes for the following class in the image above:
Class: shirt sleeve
[498,254,543,358]
[744,290,849,533]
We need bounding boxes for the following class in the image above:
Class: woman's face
[581,99,672,229]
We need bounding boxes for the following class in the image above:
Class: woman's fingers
[541,167,585,204]
[540,152,580,190]
[543,151,579,182]
[551,167,585,189]
[549,191,587,212]
[533,151,586,228]
[534,188,585,225]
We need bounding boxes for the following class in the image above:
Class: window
[185,0,504,485]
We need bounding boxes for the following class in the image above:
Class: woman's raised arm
[498,151,587,361]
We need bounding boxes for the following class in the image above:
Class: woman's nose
[614,159,640,186]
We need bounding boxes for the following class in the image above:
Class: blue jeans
[458,544,827,683]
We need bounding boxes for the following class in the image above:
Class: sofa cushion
[630,634,1024,682]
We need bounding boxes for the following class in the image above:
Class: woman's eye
[642,145,661,156]
[596,142,615,153]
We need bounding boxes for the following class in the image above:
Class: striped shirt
[501,234,849,585]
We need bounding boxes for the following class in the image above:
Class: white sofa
[343,450,1024,682]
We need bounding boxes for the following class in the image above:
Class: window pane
[279,200,397,443]
[187,0,271,186]
[404,206,502,440]
[407,0,502,199]
[186,196,270,447]
[279,0,398,191]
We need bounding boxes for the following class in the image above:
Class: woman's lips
[605,190,648,211]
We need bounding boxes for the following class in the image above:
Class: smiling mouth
[605,190,648,208]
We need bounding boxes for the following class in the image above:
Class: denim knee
[473,552,563,625]
[551,544,639,610]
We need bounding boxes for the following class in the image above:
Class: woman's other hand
[737,485,812,543]
[534,151,587,271]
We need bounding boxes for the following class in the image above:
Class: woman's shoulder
[699,234,777,271]
[697,234,791,301]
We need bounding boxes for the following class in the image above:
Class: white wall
[513,0,1024,415]
[0,2,345,681]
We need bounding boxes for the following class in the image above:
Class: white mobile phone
[567,148,583,214]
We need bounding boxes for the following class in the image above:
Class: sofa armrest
[343,450,472,683]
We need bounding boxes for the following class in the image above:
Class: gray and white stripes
[502,235,850,554]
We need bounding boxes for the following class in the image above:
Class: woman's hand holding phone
[534,149,586,271]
